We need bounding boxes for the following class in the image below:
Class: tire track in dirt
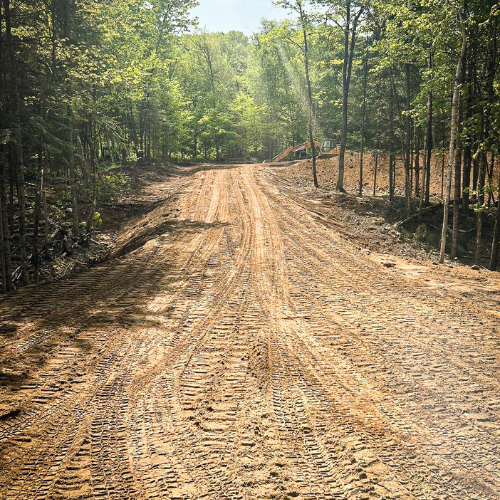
[0,168,231,498]
[0,164,499,500]
[243,167,406,499]
[254,167,500,498]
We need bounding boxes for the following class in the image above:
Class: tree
[439,8,467,264]
[358,51,368,197]
[319,0,366,192]
[275,1,319,187]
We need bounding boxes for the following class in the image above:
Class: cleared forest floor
[1,163,500,500]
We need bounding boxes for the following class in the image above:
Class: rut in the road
[1,164,499,500]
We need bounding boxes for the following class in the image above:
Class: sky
[192,0,291,35]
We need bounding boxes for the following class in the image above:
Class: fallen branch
[393,203,442,228]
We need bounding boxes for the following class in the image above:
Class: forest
[0,0,499,293]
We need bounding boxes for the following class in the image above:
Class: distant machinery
[267,138,340,163]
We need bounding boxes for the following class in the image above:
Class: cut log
[393,203,442,229]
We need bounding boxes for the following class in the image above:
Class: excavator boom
[271,146,295,163]
[269,141,321,163]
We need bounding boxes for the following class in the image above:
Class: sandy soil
[1,163,499,500]
[276,152,448,196]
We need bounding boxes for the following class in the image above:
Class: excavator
[267,138,340,163]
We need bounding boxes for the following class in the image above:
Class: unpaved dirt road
[1,164,500,500]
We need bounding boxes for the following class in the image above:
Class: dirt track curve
[1,164,500,500]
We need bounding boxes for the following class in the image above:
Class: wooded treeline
[1,0,499,293]
[272,0,500,269]
[0,0,197,291]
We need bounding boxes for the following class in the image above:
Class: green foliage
[2,0,500,207]
[93,212,103,228]
[97,171,131,203]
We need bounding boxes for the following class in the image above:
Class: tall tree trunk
[42,188,49,257]
[0,160,12,291]
[425,54,433,205]
[451,55,467,260]
[68,107,79,237]
[439,19,466,264]
[0,5,7,293]
[463,144,472,211]
[14,151,29,285]
[414,124,420,198]
[0,155,6,292]
[487,153,495,207]
[0,192,5,293]
[146,105,151,162]
[389,83,395,204]
[472,144,479,195]
[3,0,29,285]
[300,5,318,188]
[475,152,487,264]
[373,148,379,196]
[463,50,474,212]
[337,3,363,192]
[489,159,500,270]
[193,128,198,159]
[87,116,98,236]
[419,131,427,220]
[441,151,445,198]
[139,101,145,154]
[404,64,412,216]
[358,53,368,197]
[451,102,463,259]
[33,145,43,283]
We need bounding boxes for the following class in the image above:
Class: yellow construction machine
[267,138,340,163]
[317,138,341,158]
[269,140,321,163]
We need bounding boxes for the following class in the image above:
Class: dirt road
[1,164,500,500]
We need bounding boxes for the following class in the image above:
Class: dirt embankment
[268,153,499,267]
[34,163,191,284]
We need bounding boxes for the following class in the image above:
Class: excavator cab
[320,138,336,152]
[318,138,340,158]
